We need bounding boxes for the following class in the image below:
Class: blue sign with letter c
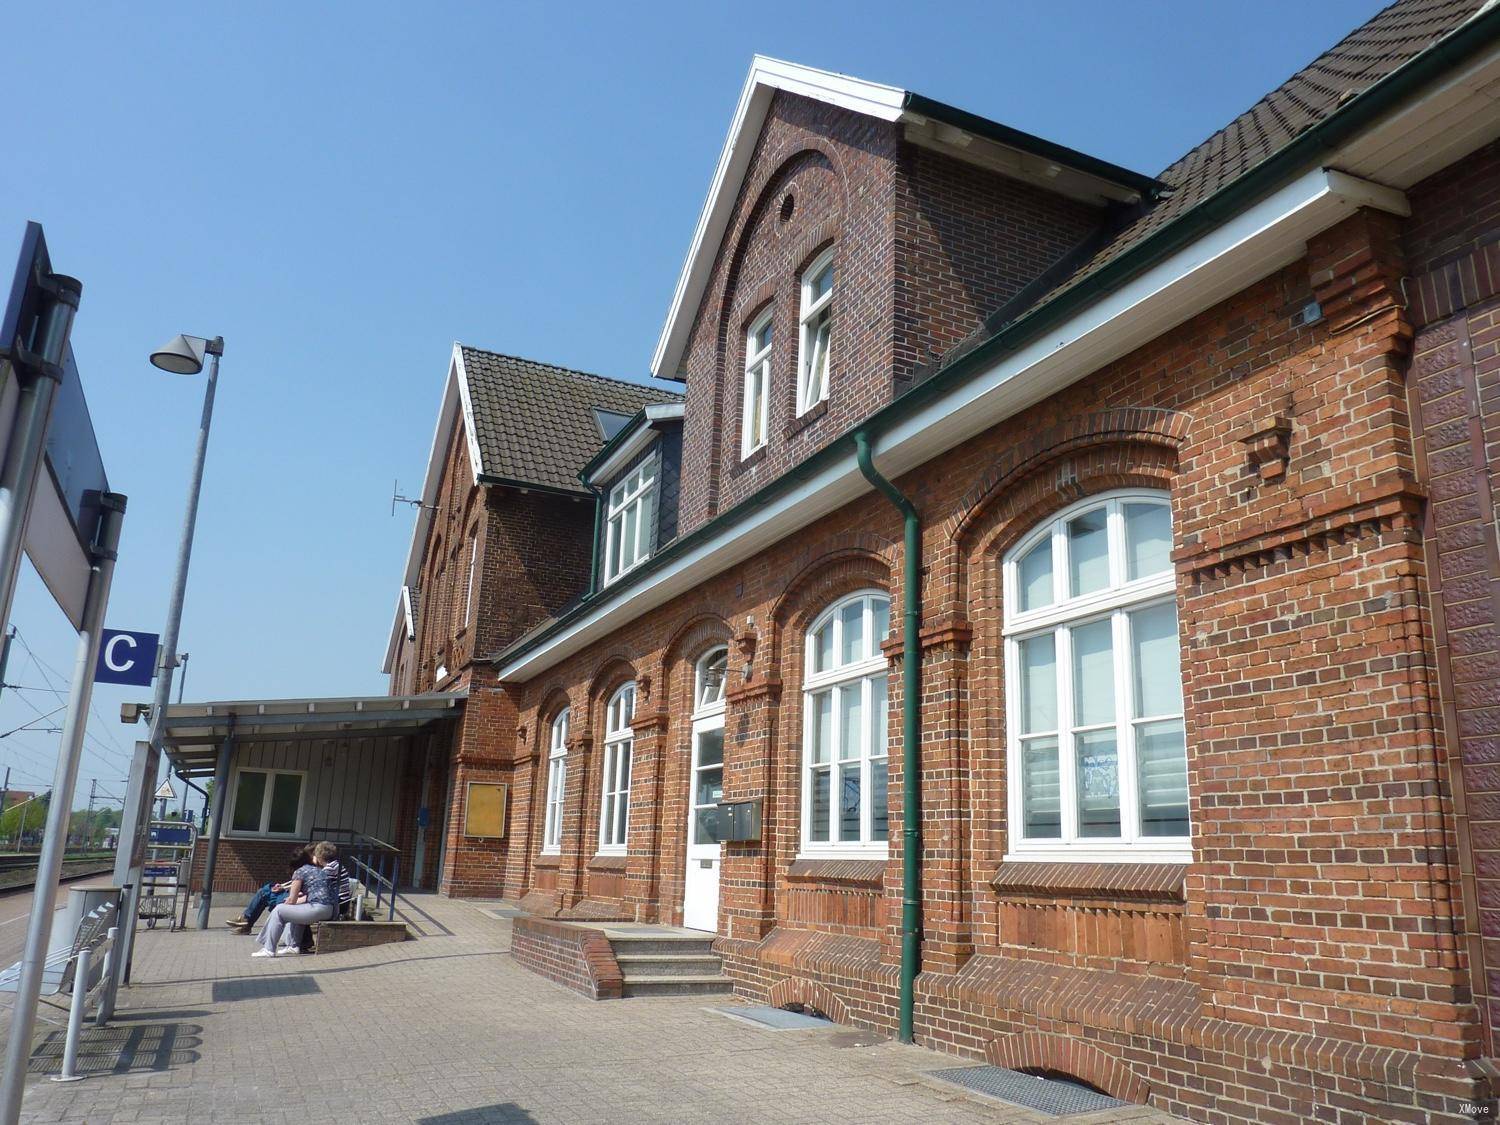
[94,629,159,687]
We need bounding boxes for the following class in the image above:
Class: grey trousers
[259,901,334,952]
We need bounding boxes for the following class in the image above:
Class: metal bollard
[51,946,91,1083]
[95,927,117,1027]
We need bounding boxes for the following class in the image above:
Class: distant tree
[1,792,50,846]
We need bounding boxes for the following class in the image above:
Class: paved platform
[2,895,1186,1124]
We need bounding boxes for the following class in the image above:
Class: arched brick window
[802,590,890,856]
[598,683,635,855]
[542,708,568,855]
[1003,490,1189,861]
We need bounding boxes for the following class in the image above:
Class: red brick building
[388,4,1500,1119]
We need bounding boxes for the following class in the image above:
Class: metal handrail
[308,827,401,921]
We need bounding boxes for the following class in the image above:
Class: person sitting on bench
[253,841,339,958]
[226,845,311,934]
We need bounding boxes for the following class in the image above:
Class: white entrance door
[683,718,723,932]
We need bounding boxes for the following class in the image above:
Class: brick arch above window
[660,612,734,714]
[717,149,845,362]
[768,544,893,674]
[585,655,638,721]
[948,408,1191,545]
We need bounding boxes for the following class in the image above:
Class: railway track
[0,853,116,892]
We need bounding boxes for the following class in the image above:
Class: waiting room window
[603,459,658,585]
[599,683,635,854]
[229,768,305,836]
[1003,491,1188,861]
[802,591,890,855]
[542,708,568,854]
[797,249,834,415]
[742,313,772,457]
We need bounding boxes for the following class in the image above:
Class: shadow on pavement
[212,976,321,1001]
[418,1105,539,1124]
[27,1021,203,1075]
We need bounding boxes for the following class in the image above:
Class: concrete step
[609,936,716,957]
[615,953,726,978]
[620,974,735,998]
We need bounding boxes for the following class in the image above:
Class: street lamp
[112,332,224,979]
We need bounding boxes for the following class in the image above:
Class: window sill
[738,443,768,470]
[589,853,628,871]
[992,857,1188,903]
[601,557,650,589]
[535,851,561,867]
[225,831,304,841]
[785,397,828,438]
[786,858,885,886]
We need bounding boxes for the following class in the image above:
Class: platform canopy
[152,692,465,778]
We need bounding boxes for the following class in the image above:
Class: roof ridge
[458,343,682,399]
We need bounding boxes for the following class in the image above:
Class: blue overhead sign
[94,629,158,686]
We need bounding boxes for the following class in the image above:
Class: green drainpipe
[855,430,921,1045]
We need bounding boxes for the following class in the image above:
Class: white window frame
[542,708,568,854]
[800,591,890,859]
[742,312,772,458]
[696,646,728,715]
[797,249,834,416]
[688,647,728,852]
[1002,490,1190,864]
[602,458,658,586]
[598,683,635,855]
[462,530,478,628]
[226,766,307,838]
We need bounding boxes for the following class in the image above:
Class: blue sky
[0,0,1388,813]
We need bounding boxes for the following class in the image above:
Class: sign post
[0,494,126,1124]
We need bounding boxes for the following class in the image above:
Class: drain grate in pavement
[928,1066,1130,1116]
[716,1005,833,1030]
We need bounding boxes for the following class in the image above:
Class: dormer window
[797,249,834,415]
[603,457,658,585]
[742,313,772,457]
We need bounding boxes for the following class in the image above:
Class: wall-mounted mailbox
[717,797,762,842]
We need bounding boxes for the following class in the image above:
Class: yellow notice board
[463,782,508,839]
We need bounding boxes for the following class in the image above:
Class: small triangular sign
[154,779,176,800]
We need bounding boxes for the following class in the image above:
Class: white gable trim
[649,56,905,381]
[382,344,482,672]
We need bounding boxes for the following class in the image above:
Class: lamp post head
[149,334,208,375]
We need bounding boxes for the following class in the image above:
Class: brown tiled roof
[952,0,1487,363]
[460,347,681,494]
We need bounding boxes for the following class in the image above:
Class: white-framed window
[462,530,478,628]
[802,591,890,857]
[797,249,834,415]
[228,767,306,837]
[696,646,728,713]
[542,708,568,854]
[603,458,658,585]
[598,683,635,854]
[742,312,772,457]
[691,648,728,848]
[1003,490,1188,863]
